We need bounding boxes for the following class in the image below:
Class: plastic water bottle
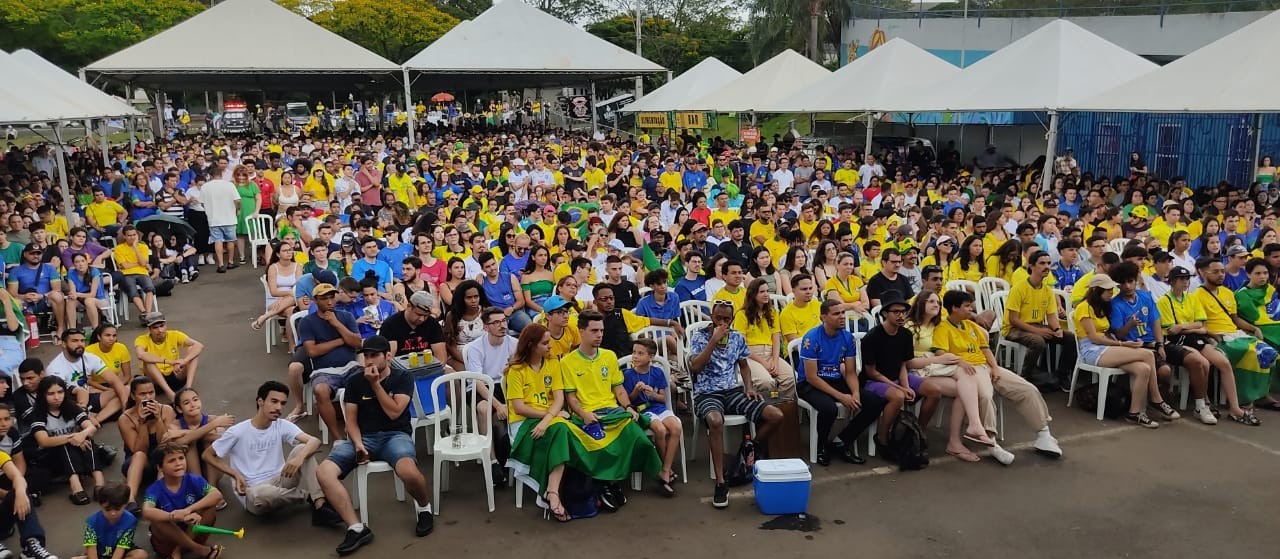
[452,422,463,449]
[741,435,757,468]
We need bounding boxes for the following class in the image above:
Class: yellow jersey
[86,341,130,383]
[780,300,821,341]
[948,258,984,283]
[504,359,563,424]
[931,318,990,366]
[1194,285,1238,334]
[547,324,580,361]
[733,309,780,347]
[1157,291,1206,331]
[712,286,747,312]
[824,275,864,304]
[1073,300,1111,337]
[133,330,190,376]
[1002,277,1058,336]
[561,348,623,413]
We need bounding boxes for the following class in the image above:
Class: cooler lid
[754,458,812,482]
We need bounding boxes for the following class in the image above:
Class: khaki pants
[746,345,796,400]
[244,447,324,515]
[978,364,1052,434]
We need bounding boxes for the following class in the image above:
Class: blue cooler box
[752,458,811,514]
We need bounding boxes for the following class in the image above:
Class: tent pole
[53,124,74,221]
[590,81,599,136]
[1041,110,1060,192]
[100,120,109,167]
[1252,113,1264,182]
[865,112,875,155]
[403,68,416,148]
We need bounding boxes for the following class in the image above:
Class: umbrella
[431,92,455,103]
[136,213,195,240]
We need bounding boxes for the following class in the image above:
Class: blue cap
[542,295,572,313]
[313,269,339,287]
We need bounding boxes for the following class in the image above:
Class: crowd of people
[0,117,1278,558]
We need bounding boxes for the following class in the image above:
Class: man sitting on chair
[1001,250,1076,391]
[797,299,885,467]
[7,244,65,336]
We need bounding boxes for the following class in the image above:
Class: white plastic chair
[1066,361,1129,420]
[679,300,711,325]
[288,310,320,437]
[245,214,273,269]
[409,374,450,455]
[685,322,756,479]
[259,276,281,354]
[845,310,875,338]
[430,371,495,514]
[1107,237,1130,255]
[977,277,1010,312]
[633,325,679,373]
[768,293,792,315]
[618,355,687,490]
[338,389,406,524]
[989,292,1028,374]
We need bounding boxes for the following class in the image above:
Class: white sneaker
[1033,430,1063,458]
[989,444,1015,466]
[1194,406,1219,425]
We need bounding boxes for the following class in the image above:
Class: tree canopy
[0,0,206,69]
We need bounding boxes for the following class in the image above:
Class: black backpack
[723,436,757,487]
[887,409,929,471]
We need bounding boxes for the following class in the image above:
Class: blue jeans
[326,431,416,478]
[507,310,532,335]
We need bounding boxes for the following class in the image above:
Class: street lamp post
[635,1,644,98]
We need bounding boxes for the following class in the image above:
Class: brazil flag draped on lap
[1234,284,1280,397]
[508,412,660,493]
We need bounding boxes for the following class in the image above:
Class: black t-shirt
[859,325,915,382]
[608,280,641,311]
[343,368,413,435]
[378,311,445,356]
[866,272,915,305]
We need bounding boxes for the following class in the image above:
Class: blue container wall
[1056,112,1280,189]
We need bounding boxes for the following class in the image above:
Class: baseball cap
[691,222,709,233]
[1130,205,1150,219]
[542,295,573,313]
[360,335,391,354]
[936,235,955,246]
[21,244,41,254]
[565,239,585,251]
[142,311,166,327]
[313,283,338,298]
[409,290,434,312]
[312,270,339,287]
[608,239,626,251]
[1226,245,1249,257]
[1169,266,1193,279]
[1087,274,1118,290]
[511,158,526,166]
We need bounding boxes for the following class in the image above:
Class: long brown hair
[742,277,775,328]
[506,324,549,372]
[907,289,943,345]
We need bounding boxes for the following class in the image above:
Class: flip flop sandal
[946,449,981,463]
[963,433,996,447]
[1229,411,1262,426]
[285,412,306,423]
[206,544,225,559]
[70,491,90,505]
[542,491,570,522]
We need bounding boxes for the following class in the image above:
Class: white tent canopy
[11,50,139,120]
[0,52,113,125]
[882,20,1157,113]
[619,58,741,113]
[765,39,959,113]
[681,49,829,112]
[84,0,399,90]
[1069,10,1280,112]
[402,0,665,89]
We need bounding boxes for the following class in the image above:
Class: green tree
[535,0,609,23]
[0,0,206,69]
[432,0,492,19]
[586,3,749,89]
[745,0,910,64]
[304,0,459,63]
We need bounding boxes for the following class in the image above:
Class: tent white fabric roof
[619,58,741,113]
[10,50,140,120]
[1069,10,1280,112]
[881,19,1157,112]
[402,1,665,89]
[681,49,829,112]
[764,39,959,113]
[84,0,399,90]
[0,52,116,125]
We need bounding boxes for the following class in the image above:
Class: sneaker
[216,266,226,273]
[20,539,56,559]
[712,482,729,509]
[190,269,199,281]
[815,448,831,467]
[1124,412,1160,429]
[1149,401,1181,421]
[1194,406,1219,425]
[336,527,374,556]
[97,444,119,464]
[415,510,434,537]
[989,444,1016,466]
[0,542,13,559]
[607,483,627,507]
[597,487,620,513]
[311,502,344,527]
[491,462,508,488]
[180,272,190,284]
[1032,431,1063,459]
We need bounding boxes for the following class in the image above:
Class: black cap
[565,239,586,251]
[361,335,391,354]
[1169,266,1193,279]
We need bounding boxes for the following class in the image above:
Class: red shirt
[254,177,276,210]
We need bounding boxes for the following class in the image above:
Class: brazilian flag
[508,412,660,493]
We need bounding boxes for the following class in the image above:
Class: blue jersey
[674,276,707,303]
[622,364,669,415]
[634,292,681,321]
[798,326,856,383]
[377,243,414,279]
[7,263,57,295]
[143,473,212,515]
[1109,290,1160,343]
[84,509,137,557]
[350,259,393,290]
[481,274,517,309]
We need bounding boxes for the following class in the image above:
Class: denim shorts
[209,225,237,243]
[326,431,416,478]
[1078,339,1110,366]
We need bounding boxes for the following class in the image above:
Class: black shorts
[1164,343,1193,368]
[292,347,314,383]
[162,373,186,393]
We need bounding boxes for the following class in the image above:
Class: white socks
[1194,398,1207,410]
[414,500,432,514]
[348,523,365,532]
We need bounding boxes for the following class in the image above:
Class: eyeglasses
[884,308,908,315]
[486,318,509,326]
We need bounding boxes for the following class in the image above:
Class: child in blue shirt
[622,339,682,497]
[79,483,146,559]
[141,442,223,559]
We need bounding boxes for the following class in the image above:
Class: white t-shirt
[211,419,305,495]
[773,169,795,193]
[858,163,885,187]
[464,335,517,383]
[46,352,107,389]
[202,179,241,227]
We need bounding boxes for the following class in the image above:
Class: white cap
[511,158,526,166]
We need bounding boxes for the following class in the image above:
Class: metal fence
[851,0,1280,22]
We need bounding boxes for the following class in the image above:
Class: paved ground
[23,267,1280,558]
